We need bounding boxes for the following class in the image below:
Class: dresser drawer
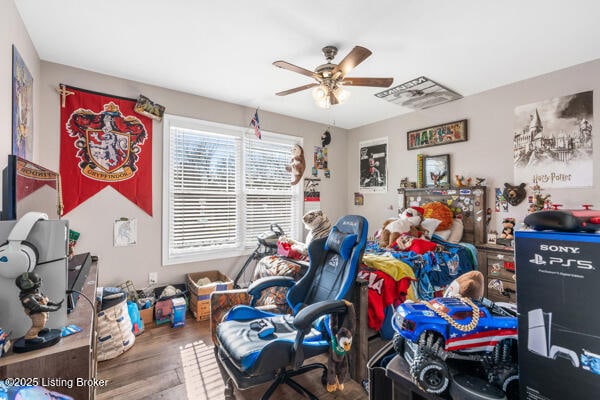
[487,278,517,304]
[487,258,516,281]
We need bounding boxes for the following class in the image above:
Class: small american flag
[250,110,261,139]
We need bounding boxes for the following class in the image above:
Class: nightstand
[477,244,516,304]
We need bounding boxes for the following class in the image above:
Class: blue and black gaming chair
[216,215,368,400]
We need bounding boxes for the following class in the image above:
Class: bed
[350,186,488,381]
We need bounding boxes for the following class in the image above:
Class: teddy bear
[378,206,425,248]
[500,217,516,239]
[286,144,306,186]
[443,270,485,299]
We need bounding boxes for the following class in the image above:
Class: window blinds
[165,118,301,264]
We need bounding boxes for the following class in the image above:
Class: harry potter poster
[514,91,593,188]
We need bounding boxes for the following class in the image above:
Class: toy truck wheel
[488,364,519,399]
[411,354,450,394]
[393,333,405,354]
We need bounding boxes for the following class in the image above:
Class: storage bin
[153,284,187,326]
[186,271,233,321]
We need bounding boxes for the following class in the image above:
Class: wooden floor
[97,316,380,400]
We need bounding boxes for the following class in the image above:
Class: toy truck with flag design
[391,296,519,397]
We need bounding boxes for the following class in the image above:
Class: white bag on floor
[97,298,135,361]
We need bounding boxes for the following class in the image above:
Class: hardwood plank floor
[97,316,373,400]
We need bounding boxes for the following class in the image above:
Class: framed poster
[359,137,387,193]
[422,154,450,187]
[514,91,593,188]
[407,119,467,150]
[12,45,34,160]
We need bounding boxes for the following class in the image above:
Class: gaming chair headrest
[0,212,48,279]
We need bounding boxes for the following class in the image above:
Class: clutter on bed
[361,186,487,339]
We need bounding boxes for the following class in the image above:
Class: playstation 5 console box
[516,230,600,400]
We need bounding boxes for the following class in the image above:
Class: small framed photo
[422,154,450,187]
[488,231,497,244]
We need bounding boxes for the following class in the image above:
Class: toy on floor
[326,300,356,392]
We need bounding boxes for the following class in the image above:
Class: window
[162,115,302,265]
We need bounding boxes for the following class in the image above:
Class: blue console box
[171,297,187,328]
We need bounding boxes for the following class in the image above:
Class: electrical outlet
[149,272,158,285]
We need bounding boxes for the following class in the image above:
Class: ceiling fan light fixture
[312,84,328,102]
[333,85,350,104]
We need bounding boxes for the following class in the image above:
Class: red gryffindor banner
[60,85,152,216]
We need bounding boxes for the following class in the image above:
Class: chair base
[261,363,327,400]
[223,362,327,400]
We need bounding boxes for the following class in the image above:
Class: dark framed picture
[407,119,467,151]
[422,154,450,187]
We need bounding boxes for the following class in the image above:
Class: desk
[0,263,98,400]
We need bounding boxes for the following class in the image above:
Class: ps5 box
[515,230,600,400]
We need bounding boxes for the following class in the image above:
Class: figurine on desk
[13,271,63,353]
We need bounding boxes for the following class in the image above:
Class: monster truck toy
[392,296,518,397]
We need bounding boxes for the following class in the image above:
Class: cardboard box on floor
[187,271,233,321]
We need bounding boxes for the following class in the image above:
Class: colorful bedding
[361,236,477,333]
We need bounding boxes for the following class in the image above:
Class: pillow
[434,229,452,241]
[324,227,357,260]
[420,218,441,238]
[447,218,464,243]
[422,202,454,231]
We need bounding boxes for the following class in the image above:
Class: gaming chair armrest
[291,299,349,369]
[292,299,347,331]
[247,276,295,299]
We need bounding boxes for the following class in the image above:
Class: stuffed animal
[443,270,485,299]
[378,207,425,248]
[286,144,306,186]
[502,183,526,206]
[326,300,355,392]
[280,210,332,255]
[500,217,516,239]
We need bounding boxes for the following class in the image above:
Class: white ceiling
[14,0,600,129]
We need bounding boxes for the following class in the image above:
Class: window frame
[162,114,302,265]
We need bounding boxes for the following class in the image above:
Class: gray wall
[0,0,39,187]
[39,61,349,287]
[347,59,600,237]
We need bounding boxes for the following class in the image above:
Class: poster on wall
[60,85,153,216]
[359,137,388,193]
[12,45,34,160]
[304,178,321,213]
[514,91,593,188]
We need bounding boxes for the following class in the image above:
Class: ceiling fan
[273,45,393,108]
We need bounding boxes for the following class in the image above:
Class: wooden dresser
[477,244,516,304]
[0,262,98,399]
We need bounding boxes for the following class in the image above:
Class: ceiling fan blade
[332,46,372,77]
[341,77,394,87]
[275,83,318,96]
[273,61,315,78]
